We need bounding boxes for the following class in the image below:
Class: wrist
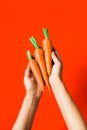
[57,77,63,84]
[23,92,40,107]
[54,78,62,88]
[49,75,63,87]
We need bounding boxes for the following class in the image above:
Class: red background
[0,0,87,130]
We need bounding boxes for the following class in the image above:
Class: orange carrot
[42,28,52,76]
[29,36,50,90]
[26,50,44,91]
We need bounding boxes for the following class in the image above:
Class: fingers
[52,51,59,64]
[55,50,62,62]
[52,47,62,62]
[24,65,31,78]
[52,47,61,59]
[31,76,35,81]
[24,65,35,80]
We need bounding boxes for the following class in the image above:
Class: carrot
[29,36,50,90]
[42,28,52,76]
[26,50,44,91]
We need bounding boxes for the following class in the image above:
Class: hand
[24,65,43,98]
[49,49,63,86]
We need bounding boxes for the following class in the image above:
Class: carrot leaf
[43,28,49,39]
[26,50,32,60]
[29,36,39,49]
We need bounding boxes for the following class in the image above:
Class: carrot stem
[29,36,39,49]
[26,50,32,60]
[43,28,49,39]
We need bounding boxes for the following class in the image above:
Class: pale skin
[12,50,87,130]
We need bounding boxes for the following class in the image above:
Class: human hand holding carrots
[24,51,44,98]
[12,57,43,130]
[49,50,63,87]
[49,50,87,130]
[27,28,52,92]
[24,28,62,97]
[12,28,57,130]
[24,65,43,99]
[13,28,87,130]
[26,28,62,92]
[25,28,63,94]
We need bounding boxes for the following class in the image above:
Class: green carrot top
[43,28,49,39]
[26,50,32,60]
[29,36,39,49]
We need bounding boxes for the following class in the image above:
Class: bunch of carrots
[26,28,52,92]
